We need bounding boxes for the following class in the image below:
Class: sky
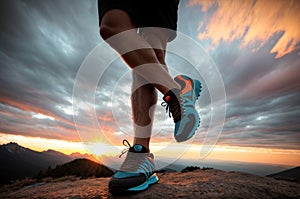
[0,0,299,167]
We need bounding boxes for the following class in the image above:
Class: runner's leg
[131,28,169,150]
[100,9,180,95]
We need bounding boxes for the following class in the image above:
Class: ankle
[133,138,150,152]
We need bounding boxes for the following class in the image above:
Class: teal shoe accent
[133,144,143,152]
[114,171,140,178]
[128,173,159,191]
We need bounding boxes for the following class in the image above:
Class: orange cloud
[189,0,300,58]
[98,112,114,122]
[0,96,74,127]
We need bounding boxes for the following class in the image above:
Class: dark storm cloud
[0,0,101,139]
[205,39,300,149]
[179,45,299,150]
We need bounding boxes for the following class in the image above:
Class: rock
[1,169,299,199]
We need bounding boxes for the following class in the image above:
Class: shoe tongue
[129,144,149,153]
[163,89,181,122]
[163,89,180,102]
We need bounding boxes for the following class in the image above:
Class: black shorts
[98,0,180,41]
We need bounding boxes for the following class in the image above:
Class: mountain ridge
[36,158,113,179]
[0,142,100,186]
[267,166,300,182]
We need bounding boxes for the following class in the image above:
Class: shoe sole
[109,173,159,194]
[175,109,200,142]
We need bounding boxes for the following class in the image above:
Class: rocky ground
[1,169,299,199]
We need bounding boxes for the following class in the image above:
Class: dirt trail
[1,169,299,199]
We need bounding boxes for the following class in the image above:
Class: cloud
[180,2,300,152]
[189,0,300,58]
[0,0,299,155]
[242,59,300,98]
[0,0,100,141]
[210,39,300,149]
[210,40,300,99]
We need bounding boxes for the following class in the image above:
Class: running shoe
[162,74,202,142]
[109,140,159,194]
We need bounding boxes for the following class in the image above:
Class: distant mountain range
[0,142,103,186]
[267,166,300,182]
[170,157,296,176]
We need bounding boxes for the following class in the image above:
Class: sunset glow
[0,133,86,155]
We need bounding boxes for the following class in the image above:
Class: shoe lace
[119,139,131,158]
[161,97,182,122]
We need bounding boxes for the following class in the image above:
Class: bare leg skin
[100,9,180,95]
[131,79,157,150]
[131,28,170,150]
